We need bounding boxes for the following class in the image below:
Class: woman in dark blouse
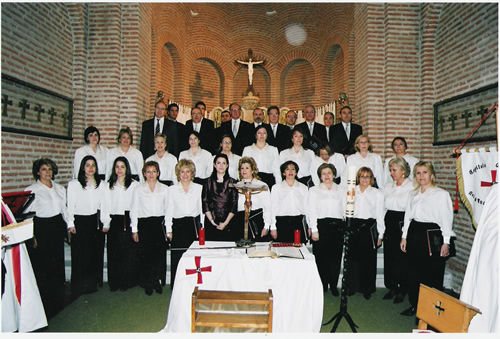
[202,153,238,241]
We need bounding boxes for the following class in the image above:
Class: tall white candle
[345,165,357,218]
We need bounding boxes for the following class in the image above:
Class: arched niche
[161,42,183,102]
[324,44,345,109]
[188,57,225,109]
[233,65,271,108]
[280,59,316,109]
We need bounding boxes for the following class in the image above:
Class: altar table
[161,241,323,332]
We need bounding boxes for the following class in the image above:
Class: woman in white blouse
[107,126,144,182]
[178,131,212,184]
[67,155,106,295]
[216,134,241,180]
[279,128,316,187]
[131,161,169,296]
[145,133,178,186]
[382,157,414,303]
[101,156,139,292]
[25,158,67,316]
[383,137,419,187]
[166,159,204,288]
[307,163,346,296]
[242,125,281,189]
[310,144,346,186]
[233,157,273,242]
[399,161,455,316]
[347,166,385,300]
[343,134,384,188]
[271,160,308,243]
[73,126,108,180]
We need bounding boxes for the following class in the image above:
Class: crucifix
[236,49,264,87]
[439,116,446,133]
[462,110,472,128]
[448,113,458,130]
[2,94,12,117]
[230,181,268,247]
[61,110,72,128]
[18,99,30,120]
[476,105,488,119]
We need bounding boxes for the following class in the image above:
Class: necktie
[232,120,238,137]
[326,127,330,142]
[309,123,313,136]
[194,123,199,133]
[155,119,160,135]
[345,124,350,140]
[272,125,276,138]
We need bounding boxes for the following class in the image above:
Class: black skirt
[170,215,200,288]
[233,208,271,242]
[347,218,377,294]
[275,215,307,243]
[137,216,166,290]
[383,210,407,292]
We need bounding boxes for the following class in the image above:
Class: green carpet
[46,284,417,333]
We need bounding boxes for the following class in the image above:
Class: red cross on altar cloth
[185,256,212,284]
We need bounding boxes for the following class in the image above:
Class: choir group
[24,100,455,319]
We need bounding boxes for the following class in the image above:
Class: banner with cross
[457,146,498,229]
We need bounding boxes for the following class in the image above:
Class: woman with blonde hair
[399,161,455,316]
[343,134,384,188]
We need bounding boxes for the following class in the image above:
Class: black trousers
[107,213,139,290]
[383,210,408,293]
[170,215,200,288]
[275,215,306,243]
[27,214,66,315]
[258,172,276,190]
[312,218,344,291]
[406,220,446,307]
[137,216,165,290]
[233,209,271,242]
[347,218,377,294]
[71,213,102,295]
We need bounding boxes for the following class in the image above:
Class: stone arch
[188,57,225,108]
[280,59,317,109]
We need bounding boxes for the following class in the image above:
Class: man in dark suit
[285,109,297,130]
[219,103,254,156]
[265,105,291,152]
[251,107,267,131]
[295,105,327,152]
[184,105,215,153]
[330,105,363,158]
[140,100,180,159]
[323,111,335,151]
[164,103,185,158]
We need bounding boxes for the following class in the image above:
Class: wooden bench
[191,287,273,333]
[416,284,481,332]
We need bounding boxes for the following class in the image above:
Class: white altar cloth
[162,241,323,332]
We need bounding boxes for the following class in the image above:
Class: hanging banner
[456,147,498,228]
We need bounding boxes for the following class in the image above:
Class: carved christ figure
[236,58,264,86]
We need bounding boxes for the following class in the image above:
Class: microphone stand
[322,166,359,332]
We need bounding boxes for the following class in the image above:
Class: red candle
[294,229,300,246]
[199,227,205,245]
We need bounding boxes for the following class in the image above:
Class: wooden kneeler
[191,287,273,333]
[416,284,481,332]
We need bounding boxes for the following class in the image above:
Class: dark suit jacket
[295,121,328,152]
[265,123,292,152]
[220,119,254,156]
[140,117,182,159]
[330,122,363,155]
[184,118,215,154]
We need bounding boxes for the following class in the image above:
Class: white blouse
[179,148,213,179]
[130,182,169,233]
[306,183,346,233]
[279,147,315,178]
[270,180,308,229]
[310,153,346,186]
[66,179,106,228]
[73,144,109,178]
[383,178,414,212]
[383,154,419,186]
[242,144,281,183]
[107,146,144,183]
[236,178,272,230]
[24,180,67,220]
[146,152,178,184]
[101,180,139,229]
[343,152,384,188]
[213,153,241,180]
[402,186,455,244]
[353,185,386,238]
[165,182,204,233]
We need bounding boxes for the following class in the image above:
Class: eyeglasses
[222,141,232,145]
[359,175,372,179]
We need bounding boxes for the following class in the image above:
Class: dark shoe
[331,288,339,297]
[363,292,371,300]
[383,290,396,300]
[393,293,405,304]
[155,285,163,294]
[145,287,153,296]
[400,306,416,316]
